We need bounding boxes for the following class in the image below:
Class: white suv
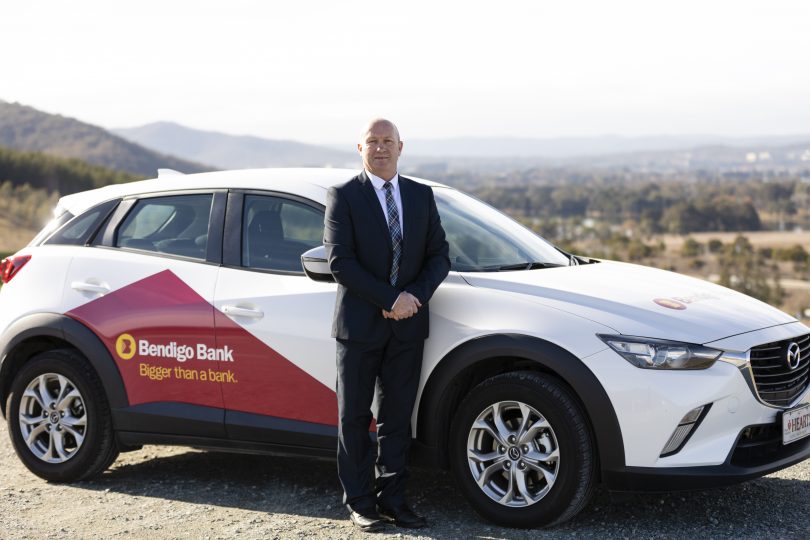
[1,168,808,527]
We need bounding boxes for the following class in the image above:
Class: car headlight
[597,334,722,370]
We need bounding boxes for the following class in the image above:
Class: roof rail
[157,168,185,179]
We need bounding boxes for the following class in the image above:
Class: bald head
[359,118,400,144]
[358,118,403,181]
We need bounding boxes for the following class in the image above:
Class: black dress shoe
[349,509,385,532]
[378,505,427,528]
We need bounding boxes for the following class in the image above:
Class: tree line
[0,145,143,243]
[435,169,809,234]
[0,145,141,194]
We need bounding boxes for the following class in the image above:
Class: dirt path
[1,421,808,539]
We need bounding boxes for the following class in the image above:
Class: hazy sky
[2,0,809,145]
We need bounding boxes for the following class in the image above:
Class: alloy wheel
[466,400,560,507]
[18,373,87,463]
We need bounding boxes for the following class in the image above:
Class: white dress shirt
[366,170,404,237]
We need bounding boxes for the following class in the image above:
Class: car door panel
[62,192,226,437]
[215,192,339,446]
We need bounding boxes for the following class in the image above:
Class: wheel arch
[0,313,128,418]
[417,334,625,479]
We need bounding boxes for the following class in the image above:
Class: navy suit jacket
[324,171,450,342]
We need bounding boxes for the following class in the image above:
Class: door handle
[70,281,110,295]
[221,305,264,319]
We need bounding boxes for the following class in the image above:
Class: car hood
[460,260,796,345]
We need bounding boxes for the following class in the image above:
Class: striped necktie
[383,181,402,286]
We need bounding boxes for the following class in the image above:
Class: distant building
[745,151,772,163]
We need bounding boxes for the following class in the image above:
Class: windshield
[433,188,570,272]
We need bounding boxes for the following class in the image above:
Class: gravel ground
[1,421,808,540]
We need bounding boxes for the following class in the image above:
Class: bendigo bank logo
[653,292,717,311]
[113,333,234,362]
[653,298,687,310]
[115,333,137,360]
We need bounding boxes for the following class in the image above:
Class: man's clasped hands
[382,292,421,320]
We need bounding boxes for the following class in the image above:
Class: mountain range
[115,121,810,174]
[3,100,810,177]
[397,134,810,159]
[0,101,212,176]
[113,122,358,169]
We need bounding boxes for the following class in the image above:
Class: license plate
[783,403,810,445]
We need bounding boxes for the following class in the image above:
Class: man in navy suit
[324,118,450,531]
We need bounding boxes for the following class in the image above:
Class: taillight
[0,254,32,284]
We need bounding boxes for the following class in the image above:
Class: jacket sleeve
[403,187,451,304]
[324,186,401,310]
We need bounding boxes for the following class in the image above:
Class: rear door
[213,190,338,448]
[62,190,228,437]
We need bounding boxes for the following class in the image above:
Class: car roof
[56,168,449,216]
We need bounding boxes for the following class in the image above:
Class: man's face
[358,121,402,180]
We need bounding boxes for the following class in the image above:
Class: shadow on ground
[71,449,809,539]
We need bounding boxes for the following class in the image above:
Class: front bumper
[603,420,810,491]
[582,322,810,491]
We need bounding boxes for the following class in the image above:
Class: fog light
[660,405,710,457]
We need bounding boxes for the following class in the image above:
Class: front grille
[749,333,810,407]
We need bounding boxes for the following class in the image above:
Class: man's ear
[357,143,363,154]
[398,141,403,154]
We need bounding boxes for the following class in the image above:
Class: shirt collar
[366,170,399,191]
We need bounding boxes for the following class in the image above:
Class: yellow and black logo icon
[115,333,137,360]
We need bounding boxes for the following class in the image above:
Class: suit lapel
[358,171,392,250]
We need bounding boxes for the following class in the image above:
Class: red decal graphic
[67,270,338,426]
[215,309,337,426]
[68,270,221,407]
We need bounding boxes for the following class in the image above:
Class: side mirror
[301,245,335,283]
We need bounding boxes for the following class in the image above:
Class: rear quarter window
[44,200,120,246]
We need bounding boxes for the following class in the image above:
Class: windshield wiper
[483,262,565,271]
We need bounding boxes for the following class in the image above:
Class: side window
[45,199,119,246]
[115,194,213,260]
[242,195,323,272]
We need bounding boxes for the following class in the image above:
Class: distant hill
[402,134,810,159]
[111,119,810,175]
[561,141,810,172]
[113,122,358,169]
[0,101,213,176]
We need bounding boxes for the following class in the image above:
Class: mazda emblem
[786,342,801,370]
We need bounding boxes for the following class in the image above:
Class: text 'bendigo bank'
[138,339,234,362]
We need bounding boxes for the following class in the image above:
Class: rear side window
[116,194,213,260]
[28,211,74,246]
[242,195,323,272]
[45,199,119,246]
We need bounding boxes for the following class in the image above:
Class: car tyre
[5,349,119,482]
[449,371,596,527]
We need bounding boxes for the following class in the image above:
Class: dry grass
[576,230,810,324]
[660,230,810,250]
[0,216,38,254]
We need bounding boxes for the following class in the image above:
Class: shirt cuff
[388,292,401,311]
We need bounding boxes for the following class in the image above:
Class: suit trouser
[336,335,424,512]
